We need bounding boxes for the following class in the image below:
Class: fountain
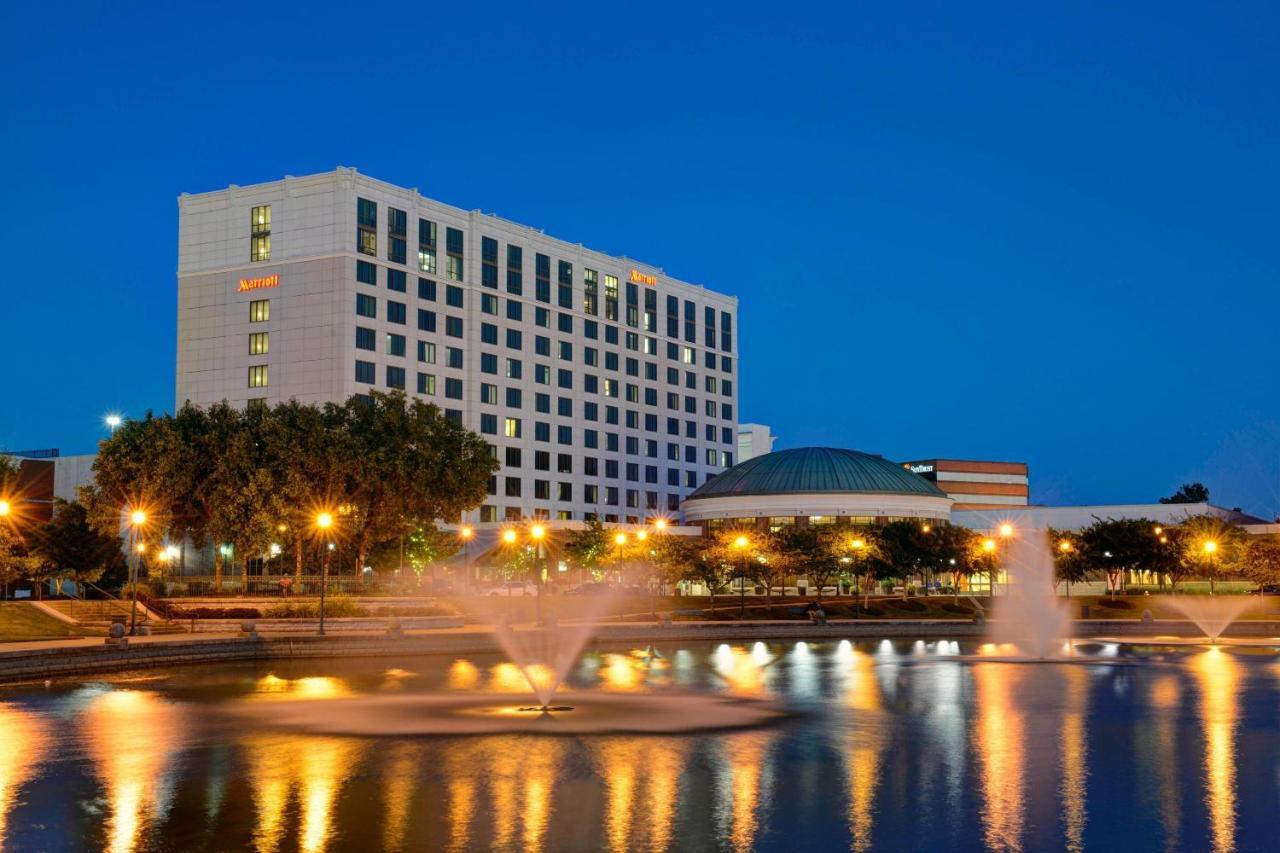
[223,590,786,735]
[987,527,1071,660]
[1165,596,1256,643]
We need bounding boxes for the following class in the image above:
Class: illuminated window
[446,227,464,281]
[504,418,521,438]
[417,341,435,364]
[248,332,268,355]
[583,268,598,315]
[249,300,269,323]
[447,255,463,282]
[604,274,619,321]
[250,205,271,261]
[417,372,436,395]
[247,365,268,388]
[387,207,407,264]
[682,347,695,364]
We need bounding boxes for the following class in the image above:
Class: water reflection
[1193,648,1242,853]
[0,703,48,848]
[594,737,688,852]
[1058,666,1089,852]
[81,690,187,853]
[479,736,564,852]
[834,645,884,850]
[711,644,772,696]
[382,742,422,851]
[714,730,777,852]
[1142,672,1182,852]
[243,733,366,853]
[973,664,1025,852]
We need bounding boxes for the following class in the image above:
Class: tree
[1048,528,1090,596]
[1240,535,1280,589]
[1161,483,1210,504]
[1177,514,1245,595]
[339,392,495,578]
[1080,518,1169,596]
[563,521,615,582]
[31,498,127,592]
[655,535,725,610]
[770,525,842,601]
[926,523,978,600]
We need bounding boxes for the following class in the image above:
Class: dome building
[681,447,953,531]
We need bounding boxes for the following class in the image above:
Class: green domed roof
[687,447,948,500]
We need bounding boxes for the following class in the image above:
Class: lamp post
[733,535,750,619]
[1204,540,1218,596]
[127,509,147,635]
[529,523,547,627]
[459,525,475,592]
[105,415,122,435]
[316,511,334,636]
[982,537,997,598]
[849,537,866,610]
[614,532,628,587]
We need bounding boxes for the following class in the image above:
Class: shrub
[941,602,974,615]
[169,607,263,620]
[264,594,367,619]
[1098,598,1134,610]
[887,598,926,612]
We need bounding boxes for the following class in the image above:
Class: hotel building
[176,168,738,527]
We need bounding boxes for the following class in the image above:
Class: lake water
[1,638,1278,851]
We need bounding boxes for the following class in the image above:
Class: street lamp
[126,509,148,635]
[458,525,475,591]
[732,535,750,618]
[316,511,335,635]
[652,518,668,532]
[529,523,548,625]
[1204,540,1219,596]
[0,500,9,518]
[105,414,122,434]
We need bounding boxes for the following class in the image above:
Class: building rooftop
[687,447,949,500]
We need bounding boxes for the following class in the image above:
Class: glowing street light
[982,538,997,552]
[529,524,546,541]
[459,525,474,541]
[502,528,518,545]
[999,523,1014,538]
[615,532,628,546]
[635,530,647,542]
[731,535,751,618]
[652,518,668,532]
[124,508,150,635]
[0,500,9,518]
[1059,540,1073,552]
[1203,539,1220,596]
[105,414,122,434]
[315,510,336,635]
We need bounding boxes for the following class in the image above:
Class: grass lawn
[0,603,86,642]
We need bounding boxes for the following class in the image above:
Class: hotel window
[481,294,499,315]
[506,358,522,379]
[625,281,639,327]
[417,372,436,395]
[355,360,375,384]
[446,227,464,281]
[418,277,436,301]
[250,205,271,261]
[557,261,573,308]
[249,332,269,355]
[583,268,598,315]
[481,383,498,405]
[247,365,268,388]
[684,300,696,343]
[446,285,464,308]
[507,245,523,295]
[357,260,376,286]
[603,274,619,321]
[418,219,437,274]
[387,269,406,292]
[705,305,716,349]
[480,414,497,435]
[387,207,407,264]
[386,366,406,389]
[535,253,551,303]
[357,198,377,256]
[506,299,522,322]
[418,309,436,332]
[386,333,406,357]
[644,289,656,332]
[505,477,521,498]
[720,311,733,353]
[356,293,376,318]
[249,300,269,323]
[445,378,463,399]
[446,347,463,369]
[355,327,375,351]
[481,236,498,288]
[417,341,435,363]
[446,316,464,338]
[682,346,695,364]
[504,418,521,438]
[507,388,522,408]
[387,301,406,324]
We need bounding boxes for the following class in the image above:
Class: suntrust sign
[905,464,934,474]
[629,269,657,286]
[238,273,280,292]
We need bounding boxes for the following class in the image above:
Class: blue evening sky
[2,1,1277,516]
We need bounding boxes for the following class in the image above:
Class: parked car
[487,581,537,597]
[1249,584,1280,596]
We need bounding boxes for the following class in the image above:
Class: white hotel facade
[177,168,739,527]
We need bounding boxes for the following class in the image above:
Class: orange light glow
[459,525,474,540]
[502,529,518,545]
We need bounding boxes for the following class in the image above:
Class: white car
[488,581,537,597]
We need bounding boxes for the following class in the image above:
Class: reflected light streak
[447,659,479,690]
[382,742,422,851]
[1193,649,1242,853]
[1059,666,1089,852]
[714,731,776,853]
[0,704,48,849]
[82,690,186,853]
[299,737,364,853]
[973,664,1025,852]
[594,738,688,852]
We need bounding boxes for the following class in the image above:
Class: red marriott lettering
[238,274,280,292]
